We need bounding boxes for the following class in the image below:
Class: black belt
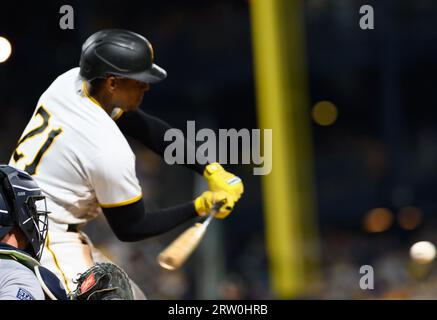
[67,224,80,232]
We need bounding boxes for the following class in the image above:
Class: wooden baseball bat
[157,202,222,271]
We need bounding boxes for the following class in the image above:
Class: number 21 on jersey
[11,105,63,176]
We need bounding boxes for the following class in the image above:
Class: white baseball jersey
[9,67,142,225]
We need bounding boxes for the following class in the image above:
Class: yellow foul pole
[250,0,318,298]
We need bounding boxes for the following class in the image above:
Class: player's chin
[132,95,144,108]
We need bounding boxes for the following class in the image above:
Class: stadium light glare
[363,207,393,233]
[311,101,338,126]
[397,206,422,231]
[0,36,12,63]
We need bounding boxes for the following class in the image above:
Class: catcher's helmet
[79,29,167,83]
[0,165,49,260]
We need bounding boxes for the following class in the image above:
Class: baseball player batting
[9,29,244,299]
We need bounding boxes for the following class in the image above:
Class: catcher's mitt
[71,263,134,300]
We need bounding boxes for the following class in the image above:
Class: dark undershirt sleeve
[102,199,199,241]
[116,109,207,175]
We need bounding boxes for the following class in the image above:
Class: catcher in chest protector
[0,165,133,300]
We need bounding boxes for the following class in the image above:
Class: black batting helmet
[0,165,49,260]
[79,29,167,83]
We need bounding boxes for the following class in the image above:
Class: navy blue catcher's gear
[0,165,49,260]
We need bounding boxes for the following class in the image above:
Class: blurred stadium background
[2,0,437,299]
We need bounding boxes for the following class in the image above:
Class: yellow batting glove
[203,163,244,201]
[194,191,235,219]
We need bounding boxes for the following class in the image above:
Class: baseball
[410,241,436,264]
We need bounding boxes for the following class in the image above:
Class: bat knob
[158,255,177,271]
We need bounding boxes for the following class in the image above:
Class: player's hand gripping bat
[157,202,223,270]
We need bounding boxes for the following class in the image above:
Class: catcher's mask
[0,165,49,260]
